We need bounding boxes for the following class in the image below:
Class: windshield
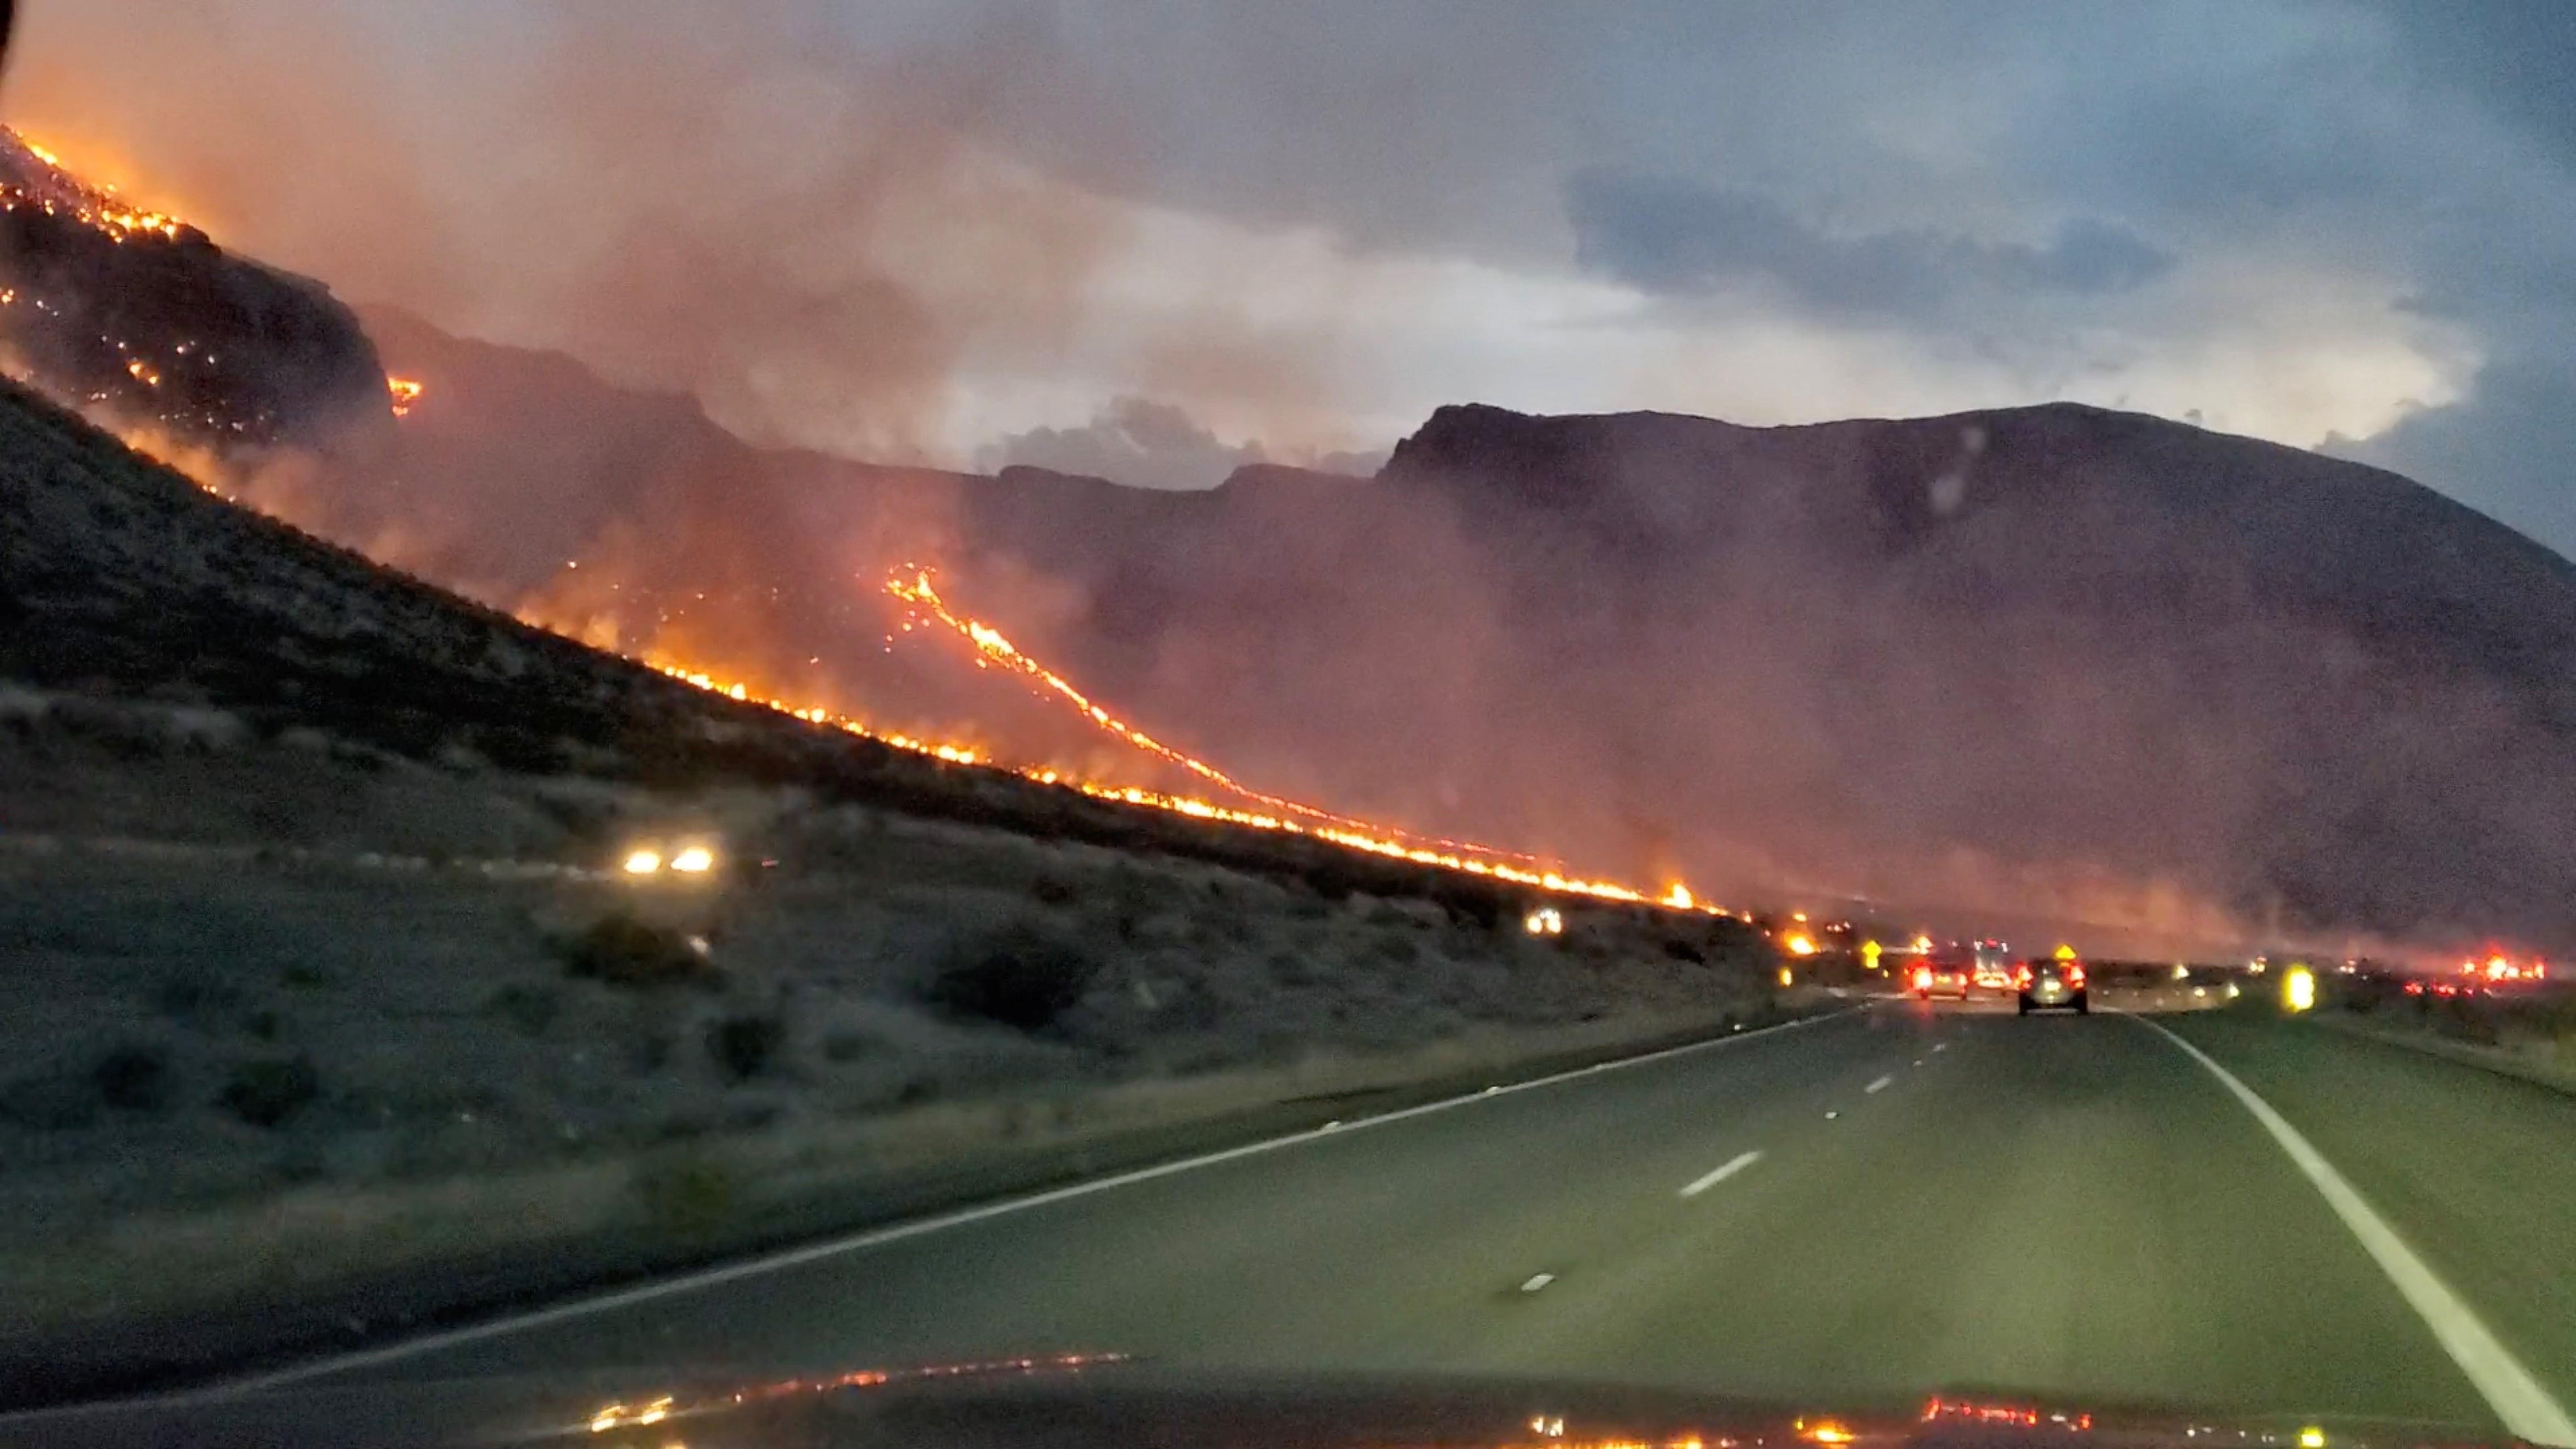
[2,4,2573,1446]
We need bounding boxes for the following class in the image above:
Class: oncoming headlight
[619,841,720,878]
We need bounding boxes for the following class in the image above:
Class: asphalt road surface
[255,1000,2576,1438]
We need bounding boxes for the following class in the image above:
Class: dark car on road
[2017,956,2089,1015]
[1910,957,1971,1000]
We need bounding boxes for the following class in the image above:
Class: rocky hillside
[1371,401,2576,943]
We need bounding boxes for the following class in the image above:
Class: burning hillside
[0,138,1734,920]
[325,332,2576,958]
[0,127,386,449]
[6,134,2575,960]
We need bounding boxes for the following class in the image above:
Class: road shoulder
[2304,1012,2576,1097]
[3,1000,1850,1411]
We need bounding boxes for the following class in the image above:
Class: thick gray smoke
[2,0,1133,464]
[982,397,1386,491]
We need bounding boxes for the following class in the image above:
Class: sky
[7,0,2572,548]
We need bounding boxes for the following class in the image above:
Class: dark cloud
[2375,0,2576,167]
[1565,168,2173,320]
[2335,357,2576,555]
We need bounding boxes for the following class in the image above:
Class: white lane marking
[2134,1016,2576,1446]
[1519,1273,1556,1293]
[212,1007,1860,1394]
[1824,1110,1839,1120]
[1865,1075,1893,1093]
[1678,1150,1762,1198]
[1931,1042,1946,1052]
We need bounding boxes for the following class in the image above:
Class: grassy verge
[2305,1008,2576,1096]
[2250,974,2576,1095]
[0,996,1839,1408]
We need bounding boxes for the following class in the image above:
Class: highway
[256,1002,2576,1438]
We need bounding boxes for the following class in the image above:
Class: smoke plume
[4,0,1130,462]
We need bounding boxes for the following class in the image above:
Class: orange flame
[623,568,1731,913]
[386,375,424,417]
[885,566,1538,864]
[646,647,1720,911]
[0,128,188,244]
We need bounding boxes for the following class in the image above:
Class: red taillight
[2013,965,2033,989]
[2065,963,2085,987]
[1912,966,1932,990]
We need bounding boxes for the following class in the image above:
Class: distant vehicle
[1911,958,1970,1000]
[1969,942,2015,996]
[2016,957,2089,1015]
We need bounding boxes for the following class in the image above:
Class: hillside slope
[0,377,1589,918]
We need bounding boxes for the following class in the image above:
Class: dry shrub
[925,923,1103,1032]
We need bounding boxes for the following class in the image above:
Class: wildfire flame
[386,375,424,417]
[884,566,1540,864]
[625,567,1734,915]
[0,128,187,244]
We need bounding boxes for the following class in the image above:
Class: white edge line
[1678,1149,1763,1198]
[2129,1014,2576,1447]
[206,1005,1860,1395]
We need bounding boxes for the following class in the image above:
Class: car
[1910,961,1970,1000]
[2016,957,2089,1014]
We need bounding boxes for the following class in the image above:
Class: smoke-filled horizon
[16,0,2576,551]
